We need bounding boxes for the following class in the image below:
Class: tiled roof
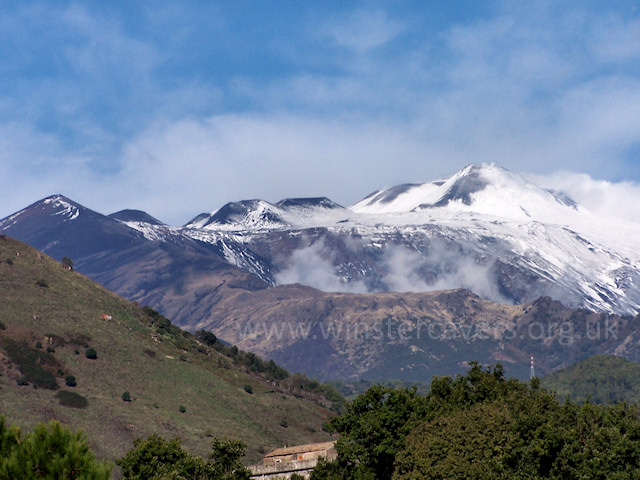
[264,441,336,458]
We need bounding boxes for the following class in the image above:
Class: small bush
[16,377,29,386]
[179,405,186,413]
[0,321,6,330]
[85,348,97,360]
[35,342,42,349]
[280,418,288,428]
[46,347,55,354]
[142,348,156,358]
[122,391,132,402]
[196,330,217,346]
[5,258,13,265]
[74,349,80,355]
[243,384,253,394]
[61,256,74,269]
[65,375,77,387]
[35,279,48,288]
[55,390,88,409]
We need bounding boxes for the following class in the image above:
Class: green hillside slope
[542,354,640,404]
[0,236,336,463]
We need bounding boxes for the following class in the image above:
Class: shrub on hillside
[143,348,156,358]
[122,391,132,402]
[85,347,97,359]
[196,330,217,346]
[55,390,89,409]
[1,338,60,390]
[65,375,77,387]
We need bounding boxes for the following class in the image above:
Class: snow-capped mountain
[178,164,640,315]
[2,166,640,380]
[184,197,346,230]
[2,165,640,318]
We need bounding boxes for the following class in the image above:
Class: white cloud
[380,244,510,303]
[529,171,640,224]
[273,240,511,303]
[275,240,368,293]
[2,1,640,228]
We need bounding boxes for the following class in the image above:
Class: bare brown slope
[188,283,640,382]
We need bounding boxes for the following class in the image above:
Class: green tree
[196,330,217,346]
[85,347,97,359]
[0,417,20,459]
[118,435,210,479]
[321,385,429,479]
[0,417,111,479]
[61,256,74,270]
[209,437,251,480]
[118,434,250,480]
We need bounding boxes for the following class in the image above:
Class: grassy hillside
[0,236,336,464]
[542,354,640,404]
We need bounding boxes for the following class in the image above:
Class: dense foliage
[542,354,640,404]
[0,417,111,479]
[312,362,640,479]
[117,434,250,479]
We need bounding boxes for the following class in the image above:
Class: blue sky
[2,0,640,224]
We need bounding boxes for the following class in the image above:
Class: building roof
[264,441,336,458]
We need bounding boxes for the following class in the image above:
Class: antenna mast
[530,355,536,380]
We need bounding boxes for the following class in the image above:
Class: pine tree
[0,417,111,479]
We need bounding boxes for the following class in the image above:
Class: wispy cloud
[530,171,640,224]
[319,8,405,53]
[1,1,640,224]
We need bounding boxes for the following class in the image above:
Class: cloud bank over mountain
[1,2,640,224]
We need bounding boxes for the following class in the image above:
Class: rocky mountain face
[189,284,640,381]
[2,164,640,381]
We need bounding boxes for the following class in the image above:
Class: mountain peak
[351,163,579,222]
[276,197,344,210]
[0,194,85,231]
[185,200,288,230]
[109,209,165,225]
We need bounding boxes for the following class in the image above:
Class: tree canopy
[0,417,111,479]
[312,362,640,480]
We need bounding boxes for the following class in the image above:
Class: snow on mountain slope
[0,194,83,229]
[184,196,348,231]
[3,165,638,315]
[351,163,587,228]
[178,164,640,315]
